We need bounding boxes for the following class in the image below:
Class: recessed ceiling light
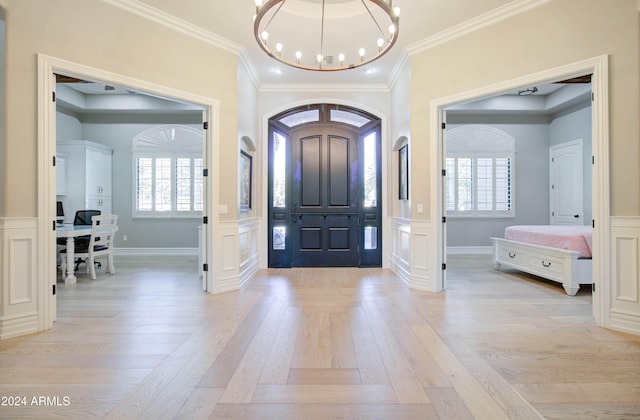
[365,68,376,75]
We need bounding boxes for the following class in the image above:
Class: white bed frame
[491,237,592,295]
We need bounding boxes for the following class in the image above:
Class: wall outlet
[123,235,128,241]
[417,204,423,213]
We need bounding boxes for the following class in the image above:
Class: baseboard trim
[114,247,199,256]
[0,312,39,340]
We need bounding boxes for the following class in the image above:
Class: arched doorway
[268,104,381,267]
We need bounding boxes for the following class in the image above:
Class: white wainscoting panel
[221,233,237,272]
[390,218,411,285]
[215,221,240,293]
[390,218,435,292]
[212,219,260,294]
[409,220,433,291]
[0,218,39,339]
[610,217,640,335]
[238,218,260,287]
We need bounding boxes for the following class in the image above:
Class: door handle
[573,214,579,218]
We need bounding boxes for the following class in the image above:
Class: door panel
[292,127,359,266]
[300,136,322,207]
[292,214,359,266]
[328,136,350,207]
[550,140,584,225]
[268,105,382,268]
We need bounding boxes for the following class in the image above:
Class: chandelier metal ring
[254,0,400,71]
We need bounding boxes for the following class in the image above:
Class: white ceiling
[59,0,592,115]
[134,0,517,86]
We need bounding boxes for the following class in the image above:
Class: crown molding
[258,83,390,93]
[387,49,409,89]
[99,0,557,93]
[406,0,553,56]
[100,0,243,56]
[239,50,262,90]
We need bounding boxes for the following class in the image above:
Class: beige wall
[390,60,411,220]
[0,10,5,214]
[409,0,640,218]
[1,0,239,218]
[237,63,259,219]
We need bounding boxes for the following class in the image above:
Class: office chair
[60,214,118,279]
[58,210,102,270]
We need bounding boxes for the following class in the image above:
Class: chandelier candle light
[254,0,401,71]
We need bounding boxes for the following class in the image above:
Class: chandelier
[253,0,401,71]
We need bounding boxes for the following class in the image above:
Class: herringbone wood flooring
[1,255,639,419]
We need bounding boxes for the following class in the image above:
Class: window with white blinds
[446,154,513,217]
[445,124,516,218]
[134,155,203,217]
[132,125,203,218]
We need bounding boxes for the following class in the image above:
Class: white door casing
[550,139,584,225]
[430,56,617,332]
[38,54,220,333]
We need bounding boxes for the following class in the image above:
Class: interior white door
[550,139,583,225]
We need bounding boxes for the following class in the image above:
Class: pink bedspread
[504,225,593,258]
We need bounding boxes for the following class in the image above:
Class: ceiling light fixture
[518,87,538,96]
[254,0,400,71]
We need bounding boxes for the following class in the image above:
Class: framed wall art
[399,144,408,200]
[240,150,253,210]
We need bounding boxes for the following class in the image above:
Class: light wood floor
[1,255,639,419]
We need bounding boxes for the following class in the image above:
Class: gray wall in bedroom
[56,111,202,249]
[549,102,592,224]
[445,115,551,247]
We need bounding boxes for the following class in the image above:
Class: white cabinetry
[57,140,113,222]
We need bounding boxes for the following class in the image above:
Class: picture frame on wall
[399,144,408,200]
[240,150,252,210]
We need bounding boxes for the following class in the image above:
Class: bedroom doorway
[443,80,592,292]
[432,56,609,326]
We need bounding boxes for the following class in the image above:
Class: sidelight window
[273,226,286,250]
[364,226,377,249]
[363,132,377,207]
[272,131,287,208]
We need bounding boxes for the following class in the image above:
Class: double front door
[268,106,381,268]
